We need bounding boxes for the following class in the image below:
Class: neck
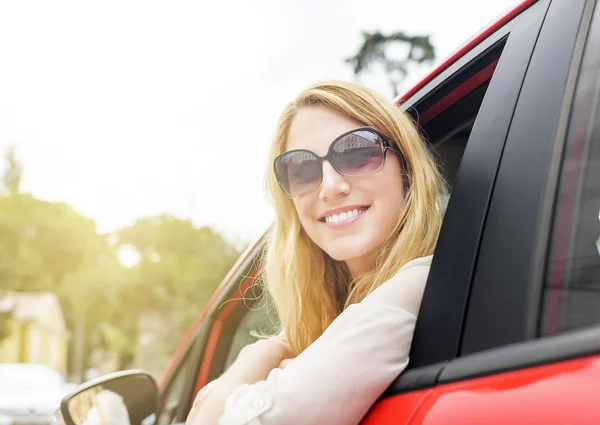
[345,254,375,281]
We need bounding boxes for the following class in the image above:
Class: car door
[405,0,600,423]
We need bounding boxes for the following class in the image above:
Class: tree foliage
[0,310,12,342]
[0,148,243,377]
[346,30,436,97]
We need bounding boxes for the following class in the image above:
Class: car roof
[395,0,538,104]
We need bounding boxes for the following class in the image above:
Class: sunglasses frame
[274,126,404,197]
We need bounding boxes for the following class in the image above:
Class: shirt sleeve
[215,255,432,425]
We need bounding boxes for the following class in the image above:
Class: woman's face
[286,106,406,278]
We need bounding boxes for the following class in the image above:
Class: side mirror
[59,370,159,425]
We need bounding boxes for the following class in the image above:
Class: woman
[187,80,446,424]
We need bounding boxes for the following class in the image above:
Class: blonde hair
[262,81,446,355]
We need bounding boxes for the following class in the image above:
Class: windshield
[0,364,65,392]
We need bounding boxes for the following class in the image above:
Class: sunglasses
[274,126,403,197]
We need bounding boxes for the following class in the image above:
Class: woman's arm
[187,337,293,424]
[188,330,291,414]
[187,255,431,425]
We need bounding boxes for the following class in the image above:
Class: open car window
[215,35,509,379]
[224,293,280,369]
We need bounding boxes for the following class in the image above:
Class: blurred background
[0,0,515,401]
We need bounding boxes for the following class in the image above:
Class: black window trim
[405,0,550,371]
[154,334,198,424]
[440,324,600,384]
[460,0,595,357]
[401,14,515,114]
[395,0,600,389]
[530,0,599,337]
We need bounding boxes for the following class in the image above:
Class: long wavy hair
[262,81,446,355]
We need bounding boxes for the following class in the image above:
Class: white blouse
[186,255,432,425]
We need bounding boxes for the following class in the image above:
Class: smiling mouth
[319,206,370,224]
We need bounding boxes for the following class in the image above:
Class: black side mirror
[58,370,159,425]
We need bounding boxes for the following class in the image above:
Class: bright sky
[0,0,517,245]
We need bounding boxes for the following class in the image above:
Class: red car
[60,0,600,423]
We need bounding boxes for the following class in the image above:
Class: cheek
[370,167,406,225]
[385,191,406,219]
[293,197,328,249]
[293,198,316,231]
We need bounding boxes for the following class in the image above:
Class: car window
[541,9,600,336]
[420,40,506,197]
[223,294,280,369]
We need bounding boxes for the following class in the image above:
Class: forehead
[286,106,364,156]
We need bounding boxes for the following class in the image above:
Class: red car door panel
[410,355,600,425]
[361,390,432,425]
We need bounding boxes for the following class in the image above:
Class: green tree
[0,310,12,342]
[0,194,106,291]
[99,215,243,370]
[0,190,118,380]
[346,31,436,97]
[0,146,243,377]
[118,216,242,320]
[0,147,117,377]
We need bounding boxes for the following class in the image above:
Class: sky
[0,0,518,246]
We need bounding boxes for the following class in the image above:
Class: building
[0,292,69,374]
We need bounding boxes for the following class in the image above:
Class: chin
[322,240,373,262]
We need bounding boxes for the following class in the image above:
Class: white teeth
[324,208,365,223]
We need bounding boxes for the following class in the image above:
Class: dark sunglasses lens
[276,151,321,196]
[331,130,384,175]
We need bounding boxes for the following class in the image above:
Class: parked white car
[0,363,75,425]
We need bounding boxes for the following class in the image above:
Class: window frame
[404,0,549,372]
[540,0,600,337]
[404,0,599,386]
[155,348,195,425]
[155,335,200,424]
[458,0,595,358]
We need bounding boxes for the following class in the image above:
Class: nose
[319,161,350,201]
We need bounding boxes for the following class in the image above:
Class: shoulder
[362,255,433,316]
[397,254,434,272]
